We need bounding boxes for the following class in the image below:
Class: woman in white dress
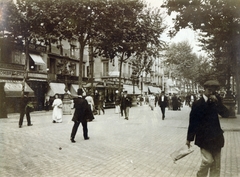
[85,92,94,111]
[52,94,63,123]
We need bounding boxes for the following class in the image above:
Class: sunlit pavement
[1,104,240,177]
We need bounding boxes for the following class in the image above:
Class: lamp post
[222,65,236,118]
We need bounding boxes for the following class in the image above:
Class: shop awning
[123,84,141,95]
[148,86,161,94]
[84,82,104,88]
[70,84,86,96]
[29,54,45,65]
[47,83,69,96]
[169,87,179,94]
[4,82,34,97]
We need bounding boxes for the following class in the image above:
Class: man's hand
[186,140,191,149]
[209,95,218,103]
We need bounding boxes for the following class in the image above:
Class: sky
[145,0,205,56]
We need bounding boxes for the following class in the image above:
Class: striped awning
[4,82,34,97]
[123,84,141,95]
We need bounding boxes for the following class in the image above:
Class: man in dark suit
[186,80,229,177]
[120,91,132,120]
[19,92,33,128]
[70,88,91,143]
[158,91,168,120]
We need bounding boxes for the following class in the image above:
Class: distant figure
[149,94,155,110]
[120,92,124,116]
[44,95,50,111]
[98,92,105,115]
[19,92,33,128]
[85,91,94,111]
[94,90,100,114]
[52,94,63,123]
[172,94,178,110]
[158,91,168,120]
[115,90,121,114]
[120,91,132,120]
[155,94,159,107]
[70,88,93,142]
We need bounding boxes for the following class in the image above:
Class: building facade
[0,37,164,114]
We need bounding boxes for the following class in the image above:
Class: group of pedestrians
[18,79,230,177]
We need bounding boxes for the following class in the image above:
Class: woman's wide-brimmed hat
[203,80,220,87]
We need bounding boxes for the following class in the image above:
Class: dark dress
[172,95,178,110]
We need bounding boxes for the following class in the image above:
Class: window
[12,50,25,65]
[103,62,109,76]
[49,58,56,74]
[70,45,76,58]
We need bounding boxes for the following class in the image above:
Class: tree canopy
[1,0,167,91]
[163,0,240,86]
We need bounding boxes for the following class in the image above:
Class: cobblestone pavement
[1,104,240,177]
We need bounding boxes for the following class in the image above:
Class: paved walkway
[1,104,240,177]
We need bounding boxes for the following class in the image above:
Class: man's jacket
[187,96,229,151]
[72,97,92,122]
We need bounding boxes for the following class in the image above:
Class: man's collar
[203,94,208,102]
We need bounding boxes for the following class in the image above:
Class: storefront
[148,86,161,94]
[2,81,35,113]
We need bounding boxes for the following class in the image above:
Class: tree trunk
[118,53,124,95]
[78,38,84,89]
[89,44,94,94]
[236,69,240,114]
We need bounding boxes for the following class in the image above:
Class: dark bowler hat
[77,88,83,95]
[123,91,128,94]
[203,80,220,87]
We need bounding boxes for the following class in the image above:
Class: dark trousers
[97,104,105,115]
[71,121,88,139]
[160,106,165,119]
[120,106,123,116]
[19,110,31,126]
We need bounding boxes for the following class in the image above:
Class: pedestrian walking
[155,93,159,107]
[172,93,179,110]
[19,92,33,128]
[44,94,50,111]
[186,80,229,177]
[85,91,94,111]
[149,94,155,110]
[98,92,105,115]
[168,93,173,110]
[158,91,168,120]
[115,90,121,114]
[70,88,92,142]
[52,94,63,123]
[94,90,100,114]
[120,91,132,120]
[120,92,124,116]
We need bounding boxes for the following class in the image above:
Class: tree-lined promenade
[0,0,239,112]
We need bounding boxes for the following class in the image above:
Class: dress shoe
[19,125,22,128]
[53,120,56,123]
[125,117,128,120]
[28,124,33,126]
[84,137,90,140]
[70,139,76,143]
